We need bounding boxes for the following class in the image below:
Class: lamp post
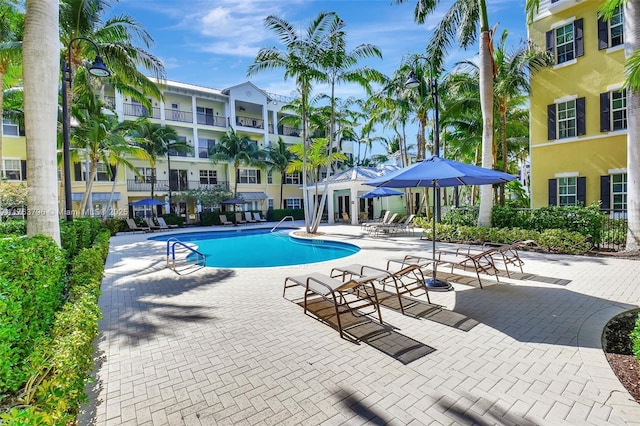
[61,37,110,221]
[405,56,441,221]
[167,146,172,214]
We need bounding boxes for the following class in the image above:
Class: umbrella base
[425,278,454,292]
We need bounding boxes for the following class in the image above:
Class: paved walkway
[80,223,640,425]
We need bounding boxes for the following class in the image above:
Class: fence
[597,209,627,252]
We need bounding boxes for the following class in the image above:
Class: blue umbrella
[129,198,165,206]
[359,187,404,198]
[366,156,517,291]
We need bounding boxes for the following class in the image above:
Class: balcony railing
[165,108,193,123]
[123,103,161,119]
[127,179,229,192]
[279,125,301,137]
[196,114,227,127]
[236,115,264,130]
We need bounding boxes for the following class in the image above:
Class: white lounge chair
[219,214,233,226]
[157,217,178,229]
[245,211,257,223]
[126,218,151,233]
[235,212,247,225]
[253,212,267,222]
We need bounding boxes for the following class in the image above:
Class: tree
[266,137,297,209]
[23,0,60,244]
[130,120,184,199]
[396,0,496,227]
[0,2,23,180]
[248,11,342,233]
[210,128,265,198]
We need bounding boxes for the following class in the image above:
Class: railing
[123,103,161,119]
[165,108,193,123]
[127,179,229,192]
[196,114,227,127]
[270,215,294,232]
[236,115,264,129]
[278,125,301,137]
[597,209,627,252]
[166,237,205,270]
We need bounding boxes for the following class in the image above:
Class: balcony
[165,108,193,124]
[123,103,161,119]
[196,113,227,127]
[127,179,229,192]
[549,0,584,14]
[236,115,264,130]
[278,125,301,137]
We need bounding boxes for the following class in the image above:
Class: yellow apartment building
[1,80,354,223]
[528,0,627,212]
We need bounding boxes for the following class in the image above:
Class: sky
[109,0,528,153]
[111,0,528,96]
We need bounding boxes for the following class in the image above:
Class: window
[547,97,585,140]
[285,198,302,209]
[2,118,19,137]
[268,198,274,210]
[198,138,215,158]
[599,5,624,49]
[3,159,22,180]
[135,167,155,183]
[82,163,113,182]
[601,90,627,132]
[199,170,217,185]
[238,169,261,184]
[612,173,627,211]
[285,172,302,185]
[197,106,214,125]
[267,170,273,184]
[169,136,190,157]
[546,19,583,65]
[558,177,577,206]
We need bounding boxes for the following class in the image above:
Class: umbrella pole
[427,181,452,291]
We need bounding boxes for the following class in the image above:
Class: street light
[61,37,110,221]
[405,56,441,221]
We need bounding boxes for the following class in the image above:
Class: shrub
[162,214,184,227]
[631,313,640,362]
[268,208,304,221]
[0,219,26,236]
[0,236,66,394]
[102,218,125,236]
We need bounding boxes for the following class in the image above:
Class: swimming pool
[151,228,360,268]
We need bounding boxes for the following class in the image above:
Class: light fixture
[61,37,110,221]
[404,70,420,89]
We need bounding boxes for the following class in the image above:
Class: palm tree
[396,0,496,227]
[266,137,297,209]
[130,120,184,199]
[210,128,266,198]
[248,11,342,233]
[0,2,23,180]
[23,0,60,243]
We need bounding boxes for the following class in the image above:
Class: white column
[327,189,335,224]
[350,187,358,225]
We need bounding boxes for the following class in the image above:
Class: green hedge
[631,314,640,362]
[0,224,110,425]
[268,208,304,221]
[0,219,26,236]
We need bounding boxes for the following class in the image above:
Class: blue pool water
[151,228,359,268]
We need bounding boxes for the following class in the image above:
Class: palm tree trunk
[80,160,98,216]
[0,72,4,180]
[301,92,311,233]
[23,0,61,244]
[499,106,508,205]
[625,0,640,251]
[104,164,118,218]
[477,26,495,228]
[280,171,285,209]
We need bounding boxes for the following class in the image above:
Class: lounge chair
[126,218,151,233]
[341,212,350,223]
[253,212,267,222]
[245,211,257,223]
[157,217,178,229]
[392,214,416,235]
[145,217,163,231]
[330,263,431,315]
[219,214,233,226]
[235,212,247,225]
[361,210,390,230]
[283,272,383,339]
[366,213,399,236]
[432,248,500,289]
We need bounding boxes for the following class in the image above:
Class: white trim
[606,44,624,54]
[550,16,576,30]
[608,168,627,174]
[606,82,624,91]
[532,130,627,148]
[555,172,579,178]
[552,58,577,70]
[553,93,577,103]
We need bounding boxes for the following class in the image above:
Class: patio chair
[125,218,151,233]
[361,210,390,230]
[330,263,431,316]
[253,212,267,222]
[283,272,383,339]
[235,212,247,225]
[432,248,500,289]
[145,217,163,231]
[219,214,233,226]
[245,211,257,223]
[366,213,399,236]
[393,214,416,235]
[341,212,350,223]
[157,217,178,229]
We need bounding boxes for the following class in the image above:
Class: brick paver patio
[80,223,640,425]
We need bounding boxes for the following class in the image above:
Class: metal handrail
[166,237,206,270]
[270,215,294,233]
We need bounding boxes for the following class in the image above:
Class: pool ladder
[270,215,294,232]
[166,237,206,271]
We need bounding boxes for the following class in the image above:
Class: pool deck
[81,222,640,425]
